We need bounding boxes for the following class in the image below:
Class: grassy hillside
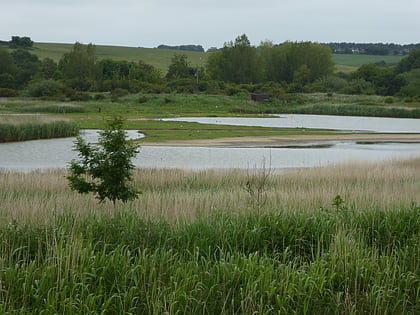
[332,53,404,67]
[28,42,406,74]
[32,42,208,72]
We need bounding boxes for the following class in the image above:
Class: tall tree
[395,49,420,74]
[166,54,194,79]
[59,42,97,89]
[0,48,17,88]
[9,36,33,49]
[207,34,260,84]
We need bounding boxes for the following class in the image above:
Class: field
[21,42,405,73]
[332,54,404,67]
[31,42,208,72]
[0,158,419,313]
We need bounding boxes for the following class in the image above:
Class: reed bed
[0,115,79,142]
[1,157,418,221]
[0,158,419,313]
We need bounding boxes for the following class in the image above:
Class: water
[0,115,419,171]
[162,114,420,133]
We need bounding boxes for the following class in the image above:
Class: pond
[0,115,419,171]
[162,114,420,133]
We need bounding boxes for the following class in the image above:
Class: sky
[1,0,419,49]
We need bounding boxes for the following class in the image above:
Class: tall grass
[286,103,420,118]
[0,207,418,313]
[0,158,419,313]
[0,115,79,142]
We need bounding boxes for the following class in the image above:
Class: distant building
[251,94,271,102]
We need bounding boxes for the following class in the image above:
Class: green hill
[32,43,208,73]
[18,42,407,74]
[332,53,404,67]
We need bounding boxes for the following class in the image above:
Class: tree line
[0,34,419,100]
[324,42,420,56]
[157,44,205,52]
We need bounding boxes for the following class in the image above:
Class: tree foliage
[67,117,140,204]
[207,34,259,84]
[166,54,195,79]
[59,43,97,85]
[9,36,33,49]
[207,35,334,85]
[157,44,204,52]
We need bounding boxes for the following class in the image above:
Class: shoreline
[140,133,420,147]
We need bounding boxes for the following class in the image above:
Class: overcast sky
[1,0,419,49]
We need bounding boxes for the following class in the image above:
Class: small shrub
[0,88,18,97]
[384,96,394,104]
[23,79,64,98]
[94,93,106,100]
[70,92,92,101]
[111,88,129,98]
[138,95,148,103]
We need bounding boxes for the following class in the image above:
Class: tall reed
[0,115,79,142]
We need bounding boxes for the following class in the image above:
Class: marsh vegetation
[0,115,79,142]
[0,158,418,313]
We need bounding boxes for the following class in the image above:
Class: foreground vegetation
[0,158,418,313]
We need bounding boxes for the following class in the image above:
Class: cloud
[1,0,419,47]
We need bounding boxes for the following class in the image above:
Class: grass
[0,115,79,142]
[332,54,404,67]
[3,92,417,119]
[0,158,419,313]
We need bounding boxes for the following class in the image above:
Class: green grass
[0,206,418,314]
[332,54,404,67]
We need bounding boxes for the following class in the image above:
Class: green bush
[19,105,85,114]
[138,95,148,103]
[23,79,64,98]
[384,96,394,104]
[94,93,106,100]
[0,88,19,97]
[111,88,129,98]
[70,91,92,101]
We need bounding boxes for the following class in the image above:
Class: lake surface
[162,114,420,133]
[0,115,419,171]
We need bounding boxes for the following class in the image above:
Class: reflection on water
[0,130,144,171]
[1,136,420,171]
[134,142,420,170]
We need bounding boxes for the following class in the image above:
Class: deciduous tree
[67,117,140,204]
